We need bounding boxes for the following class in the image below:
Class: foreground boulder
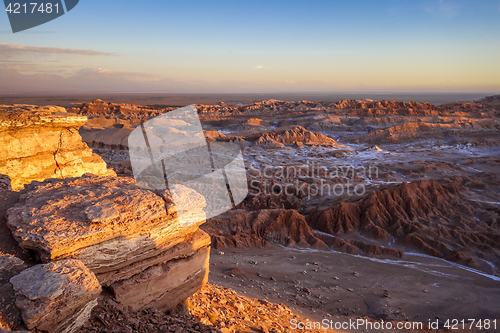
[6,174,211,312]
[0,105,115,191]
[10,259,101,333]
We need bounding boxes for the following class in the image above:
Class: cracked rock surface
[0,105,115,191]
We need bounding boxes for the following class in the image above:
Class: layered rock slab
[9,259,101,333]
[0,105,115,191]
[6,175,206,281]
[6,174,211,311]
[110,232,210,311]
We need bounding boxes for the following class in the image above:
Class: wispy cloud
[252,65,264,70]
[424,0,460,18]
[72,68,160,82]
[0,44,116,57]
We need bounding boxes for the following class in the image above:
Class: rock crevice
[0,105,115,190]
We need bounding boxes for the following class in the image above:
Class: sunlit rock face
[0,105,115,191]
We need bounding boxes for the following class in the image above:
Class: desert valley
[0,94,499,333]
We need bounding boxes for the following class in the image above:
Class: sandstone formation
[244,118,270,126]
[253,126,344,147]
[203,130,227,141]
[203,209,327,250]
[202,209,403,258]
[308,179,500,267]
[6,174,211,313]
[476,95,500,108]
[68,99,173,119]
[361,120,500,144]
[70,99,176,151]
[0,105,115,190]
[255,137,286,149]
[9,259,101,333]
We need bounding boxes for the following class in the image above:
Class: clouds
[0,44,116,58]
[252,65,264,70]
[0,66,190,93]
[0,44,118,77]
[72,68,161,82]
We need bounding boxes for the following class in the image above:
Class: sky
[0,0,500,93]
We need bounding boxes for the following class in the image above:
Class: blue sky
[1,0,499,93]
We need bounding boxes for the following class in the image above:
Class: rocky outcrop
[10,259,101,333]
[0,105,115,190]
[254,126,343,147]
[476,94,500,108]
[203,209,327,249]
[68,99,173,119]
[255,137,286,149]
[6,174,211,312]
[243,118,271,127]
[202,208,404,257]
[204,130,227,141]
[361,121,500,144]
